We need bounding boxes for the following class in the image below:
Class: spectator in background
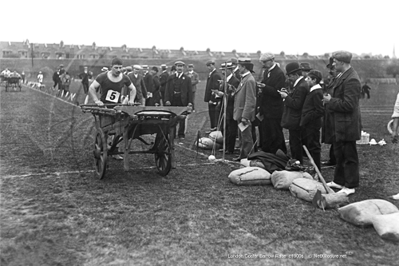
[204,60,223,133]
[21,71,25,83]
[391,92,399,143]
[52,64,64,90]
[164,61,193,139]
[78,66,93,94]
[233,58,257,161]
[300,62,312,77]
[37,71,44,86]
[185,64,200,111]
[279,62,309,164]
[159,64,169,104]
[148,66,161,106]
[301,70,324,171]
[170,65,176,76]
[127,65,147,105]
[361,81,371,99]
[322,51,361,196]
[61,71,71,95]
[258,53,287,154]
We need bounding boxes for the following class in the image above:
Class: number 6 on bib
[105,90,120,103]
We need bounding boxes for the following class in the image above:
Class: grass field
[0,78,398,266]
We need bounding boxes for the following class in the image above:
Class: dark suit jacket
[300,84,324,128]
[127,72,147,102]
[259,64,285,120]
[144,72,154,93]
[164,73,193,106]
[159,71,169,94]
[204,69,223,102]
[281,77,309,130]
[325,67,361,141]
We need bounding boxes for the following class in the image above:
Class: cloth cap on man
[188,64,194,68]
[259,53,274,62]
[300,62,312,71]
[142,65,149,70]
[308,70,323,82]
[285,62,302,75]
[151,66,159,73]
[175,60,185,66]
[133,65,142,70]
[332,51,352,63]
[220,62,234,70]
[206,60,215,66]
[161,64,167,70]
[124,66,132,72]
[230,58,238,65]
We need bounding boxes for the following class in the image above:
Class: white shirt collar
[293,76,304,87]
[268,63,277,72]
[310,83,322,92]
[241,71,250,78]
[176,72,183,78]
[226,73,233,82]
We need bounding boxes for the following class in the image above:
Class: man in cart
[88,58,137,106]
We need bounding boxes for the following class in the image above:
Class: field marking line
[0,161,235,179]
[25,84,80,108]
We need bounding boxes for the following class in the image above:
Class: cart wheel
[155,136,172,176]
[387,119,394,135]
[93,132,108,179]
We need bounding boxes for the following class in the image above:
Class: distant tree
[364,55,371,59]
[256,50,261,55]
[303,52,309,57]
[232,49,236,54]
[280,51,285,57]
[60,40,64,48]
[206,48,211,53]
[386,63,399,78]
[92,42,96,50]
[122,44,127,50]
[180,47,184,51]
[324,53,330,58]
[152,45,156,50]
[384,55,390,59]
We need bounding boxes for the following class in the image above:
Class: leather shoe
[232,156,241,162]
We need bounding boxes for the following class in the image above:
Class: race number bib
[105,90,120,103]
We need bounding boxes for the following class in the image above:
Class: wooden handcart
[81,104,190,179]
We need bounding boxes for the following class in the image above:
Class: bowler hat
[151,66,159,72]
[307,70,322,82]
[174,60,185,66]
[300,62,312,71]
[285,62,301,75]
[206,60,215,66]
[259,53,274,62]
[332,51,352,63]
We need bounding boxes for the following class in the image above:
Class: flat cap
[332,51,352,63]
[220,62,234,70]
[161,64,167,69]
[141,65,149,70]
[205,60,215,66]
[259,53,274,62]
[238,58,252,64]
[300,62,312,71]
[188,63,194,67]
[133,65,143,70]
[307,70,322,81]
[230,58,238,64]
[174,60,185,66]
[124,66,132,72]
[151,66,159,72]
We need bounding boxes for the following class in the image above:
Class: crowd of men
[87,52,362,195]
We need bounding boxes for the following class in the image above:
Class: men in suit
[230,58,241,81]
[233,59,257,161]
[219,62,240,154]
[164,61,193,139]
[279,62,309,164]
[204,60,223,133]
[258,53,287,154]
[185,64,200,112]
[322,51,361,195]
[149,66,161,106]
[301,70,324,171]
[141,65,155,106]
[127,65,147,105]
[159,64,169,104]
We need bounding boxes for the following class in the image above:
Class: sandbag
[289,178,327,202]
[228,167,271,185]
[209,131,223,144]
[271,170,313,190]
[372,212,399,242]
[338,199,399,227]
[195,137,220,150]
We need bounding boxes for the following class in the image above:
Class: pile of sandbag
[338,199,399,242]
[228,167,271,185]
[195,131,223,150]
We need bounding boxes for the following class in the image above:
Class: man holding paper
[233,59,257,161]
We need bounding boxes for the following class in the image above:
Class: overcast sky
[1,0,398,57]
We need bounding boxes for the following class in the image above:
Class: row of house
[1,41,337,61]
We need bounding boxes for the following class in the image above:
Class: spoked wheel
[154,135,172,176]
[93,131,108,179]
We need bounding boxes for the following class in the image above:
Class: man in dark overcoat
[322,51,361,195]
[164,61,193,139]
[204,60,223,133]
[258,53,287,154]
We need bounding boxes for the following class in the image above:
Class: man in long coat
[204,60,223,133]
[322,51,361,196]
